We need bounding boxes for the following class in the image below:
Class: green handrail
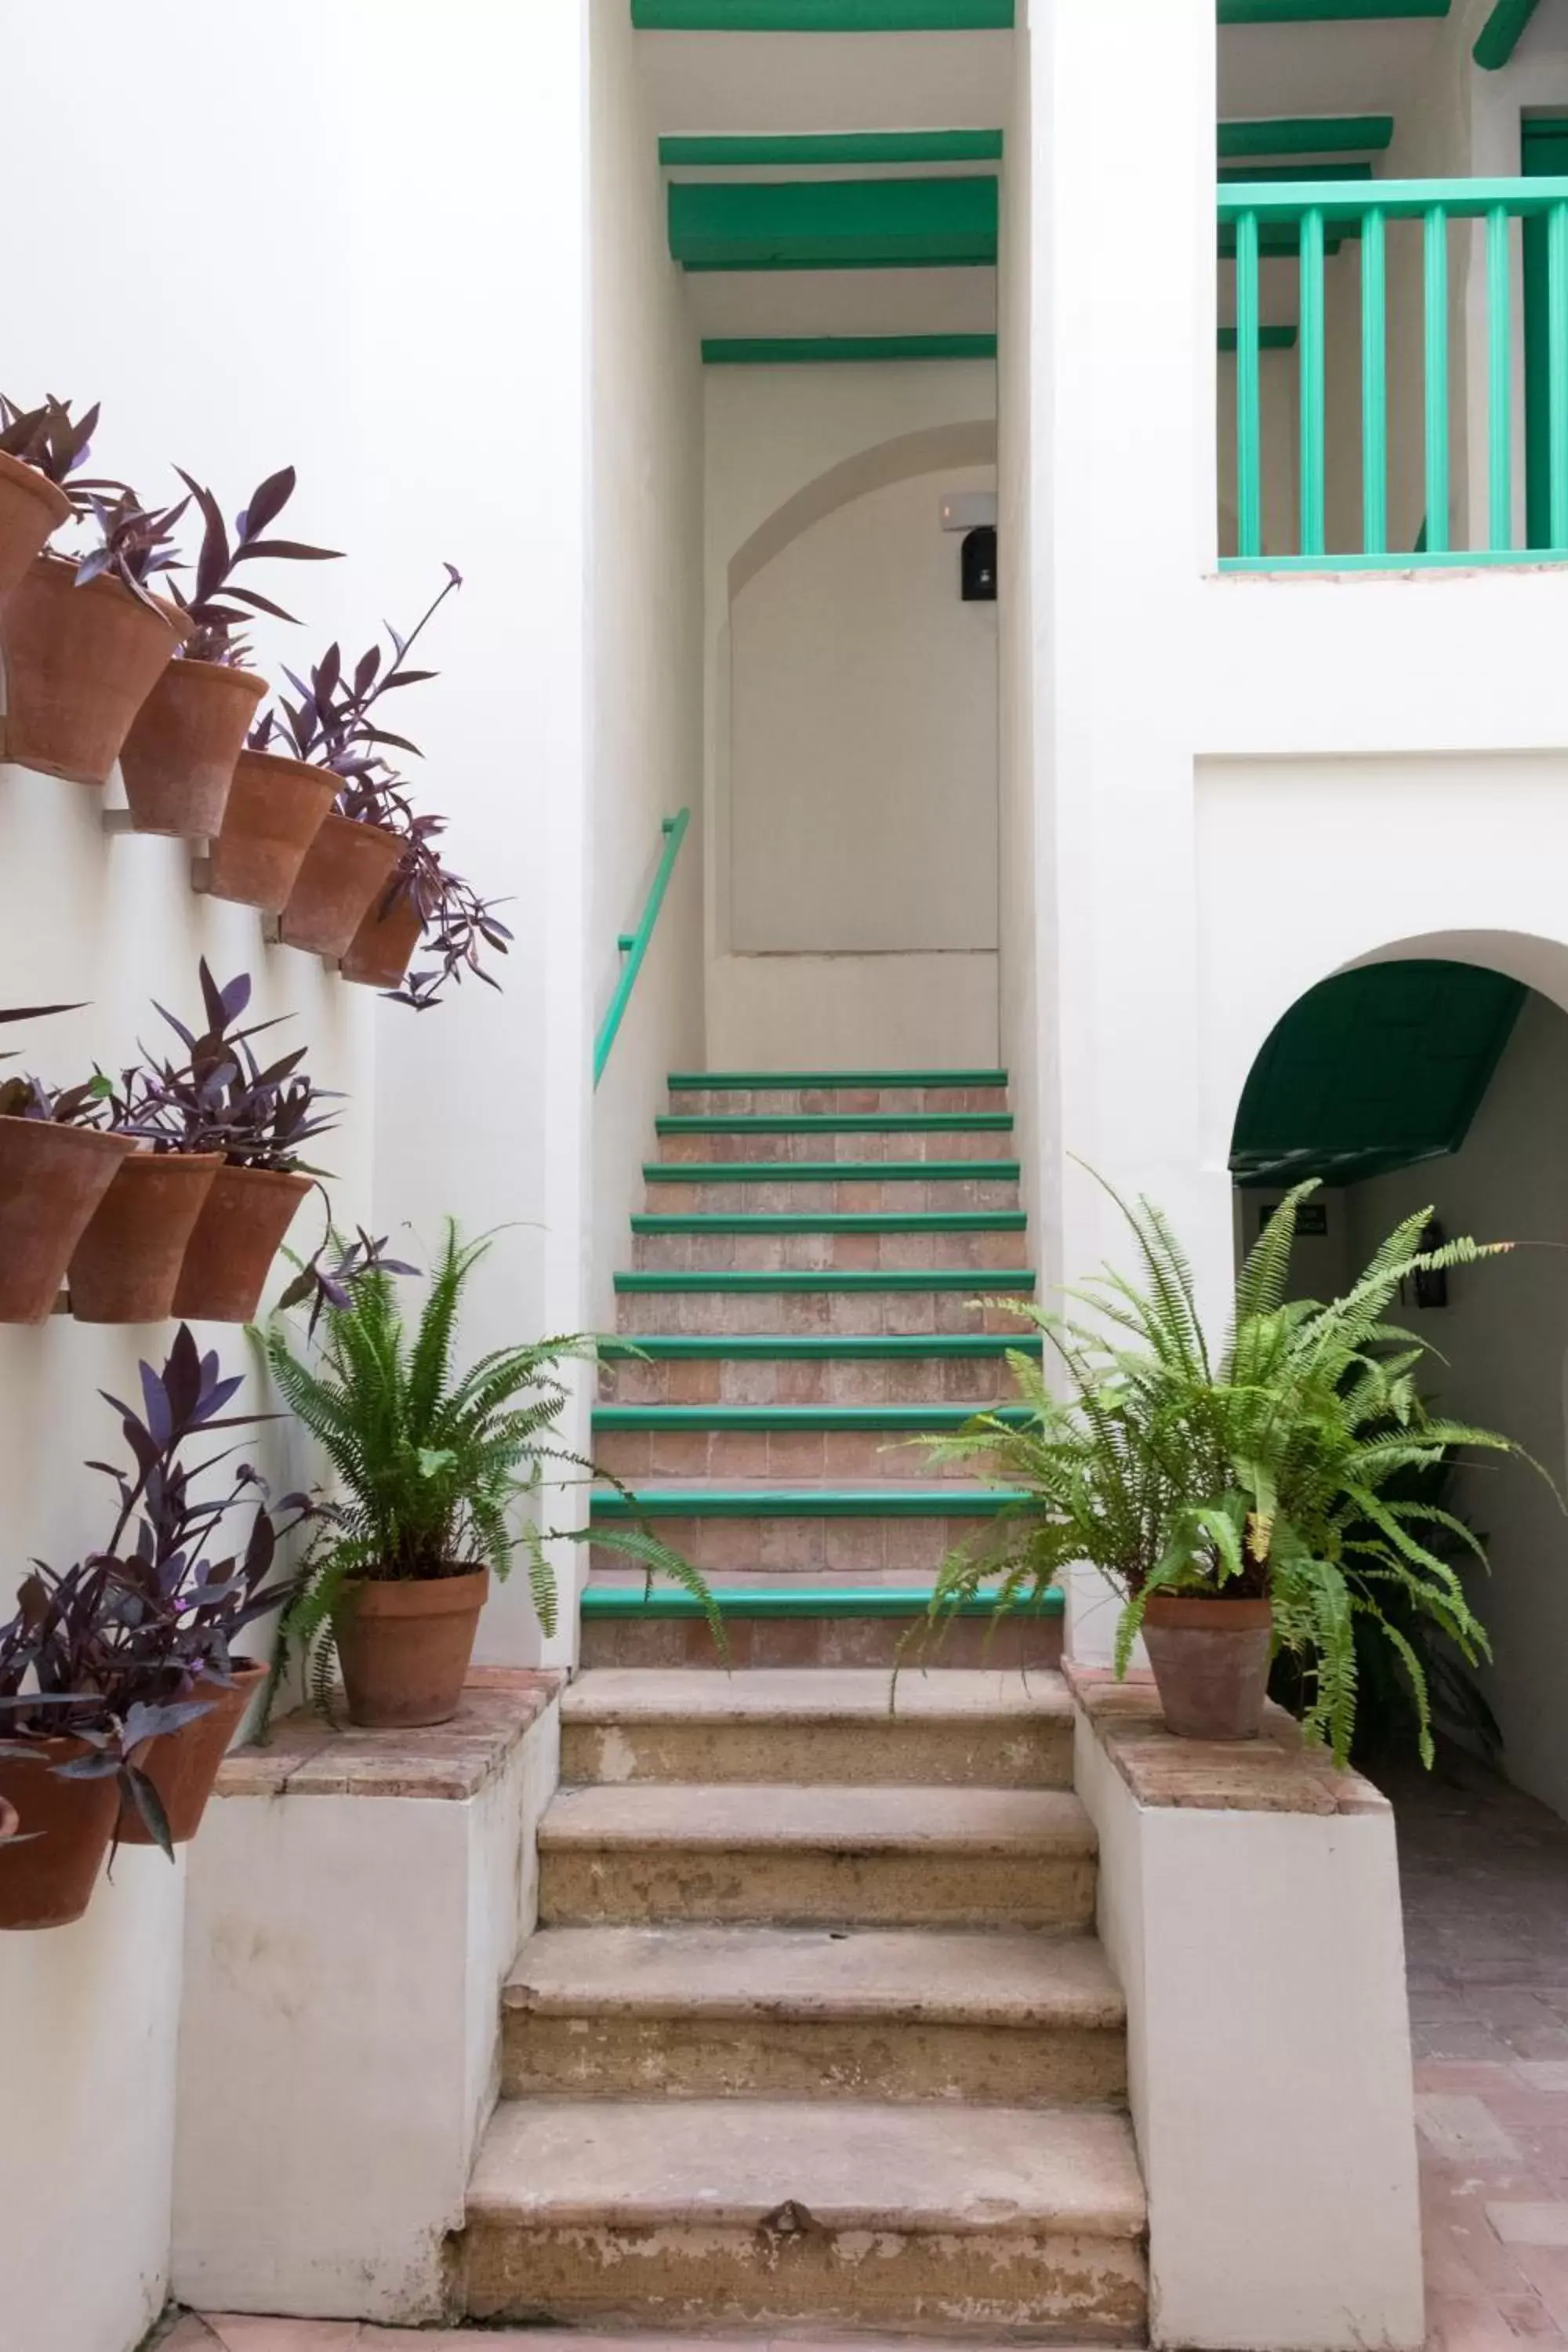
[1219,176,1568,572]
[593,808,691,1088]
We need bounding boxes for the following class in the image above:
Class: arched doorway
[1229,949,1568,1820]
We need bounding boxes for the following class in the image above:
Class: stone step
[462,2096,1147,2339]
[630,1213,1029,1274]
[614,1270,1036,1336]
[597,1331,1042,1408]
[538,1783,1098,1929]
[588,1484,1019,1577]
[666,1069,1010,1117]
[501,1922,1126,2103]
[560,1668,1073,1788]
[644,1163,1023,1214]
[657,1119,1013,1167]
[579,1585,1064,1673]
[593,1406,1021,1485]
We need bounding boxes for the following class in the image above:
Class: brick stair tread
[504,1922,1123,2029]
[467,2097,1145,2238]
[562,1666,1071,1727]
[540,1782,1094,1857]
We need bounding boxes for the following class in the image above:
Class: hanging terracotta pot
[342,883,423,990]
[0,1737,120,1930]
[172,1163,314,1323]
[0,554,187,785]
[116,659,268,838]
[280,813,405,960]
[333,1570,489,1729]
[204,748,335,913]
[0,1118,136,1323]
[0,452,73,609]
[1142,1594,1274,1743]
[114,1661,267,1847]
[67,1150,223,1324]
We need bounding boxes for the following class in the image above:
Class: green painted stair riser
[631,1212,1026,1235]
[592,1486,1029,1518]
[581,1584,1062,1621]
[597,1333,1045,1359]
[644,1161,1022,1184]
[615,1269,1035,1292]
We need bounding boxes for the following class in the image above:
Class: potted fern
[916,1179,1533,1761]
[260,1222,717,1729]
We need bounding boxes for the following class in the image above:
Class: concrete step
[593,1406,1021,1486]
[666,1071,1010,1117]
[538,1782,1098,1929]
[560,1668,1073,1788]
[657,1118,1014,1167]
[502,1922,1127,2104]
[579,1585,1064,1673]
[614,1271,1036,1337]
[588,1483,1019,1578]
[630,1213,1029,1275]
[597,1331,1042,1408]
[644,1163,1023,1214]
[462,2096,1147,2339]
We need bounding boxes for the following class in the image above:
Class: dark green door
[1523,118,1568,548]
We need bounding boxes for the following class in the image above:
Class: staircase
[456,1071,1149,2340]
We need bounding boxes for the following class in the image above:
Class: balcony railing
[1219,176,1568,572]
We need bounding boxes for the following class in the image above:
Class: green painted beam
[1219,325,1300,350]
[703,336,996,364]
[581,1584,1062,1620]
[661,131,1004,166]
[658,1113,1013,1133]
[635,0,1013,25]
[645,1160,1022,1183]
[630,1211,1025,1233]
[593,1403,1029,1430]
[669,176,997,272]
[1219,115,1394,158]
[601,1340,1038,1368]
[1474,0,1541,64]
[613,1269,1035,1291]
[592,1485,1028,1516]
[1219,0,1448,20]
[673,1068,1007,1087]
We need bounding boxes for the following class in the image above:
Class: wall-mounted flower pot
[114,1661,266,1847]
[0,452,73,609]
[341,884,423,990]
[1142,1593,1273,1743]
[0,1739,120,1930]
[0,555,187,785]
[332,1569,489,1730]
[117,659,268,838]
[203,749,335,913]
[0,1119,136,1324]
[172,1163,314,1323]
[67,1150,223,1324]
[279,813,405,960]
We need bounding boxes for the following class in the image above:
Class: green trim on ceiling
[1230,960,1526,1188]
[703,335,997,364]
[580,1583,1062,1620]
[668,176,997,270]
[634,0,1013,25]
[1218,325,1300,349]
[1219,115,1395,158]
[660,131,1004,167]
[1219,0,1447,19]
[1475,0,1542,67]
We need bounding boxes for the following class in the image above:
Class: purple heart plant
[169,464,342,667]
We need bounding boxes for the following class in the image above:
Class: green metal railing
[1220,176,1568,572]
[593,808,691,1087]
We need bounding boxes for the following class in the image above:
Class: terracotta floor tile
[1488,2207,1568,2249]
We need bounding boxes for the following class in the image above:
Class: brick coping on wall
[216,1667,565,1802]
[1065,1661,1388,1817]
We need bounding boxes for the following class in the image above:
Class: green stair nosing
[581,1584,1062,1621]
[592,1485,1030,1518]
[630,1211,1028,1234]
[644,1160,1023,1183]
[658,1113,1014,1132]
[671,1073,1009,1089]
[597,1332,1044,1359]
[614,1268,1035,1292]
[595,1403,1029,1430]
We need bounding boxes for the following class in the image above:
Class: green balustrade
[1219,176,1568,571]
[593,808,691,1088]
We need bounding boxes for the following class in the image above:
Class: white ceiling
[635,28,1013,137]
[1218,20,1446,127]
[685,264,998,339]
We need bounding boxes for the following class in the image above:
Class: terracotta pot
[0,1738,120,1930]
[0,554,187,785]
[205,748,336,913]
[0,1118,136,1323]
[67,1150,223,1324]
[115,1661,266,1847]
[117,659,268,838]
[342,884,423,989]
[172,1163,314,1323]
[1142,1593,1274,1743]
[280,813,405,960]
[0,452,73,609]
[333,1570,489,1729]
